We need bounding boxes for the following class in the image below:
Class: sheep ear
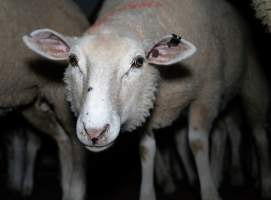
[23,29,72,61]
[146,34,196,65]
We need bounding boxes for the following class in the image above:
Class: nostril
[99,124,110,137]
[91,137,98,144]
[84,124,110,144]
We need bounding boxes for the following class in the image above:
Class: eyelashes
[131,55,144,68]
[69,54,145,80]
[69,53,84,75]
[69,54,78,67]
[122,55,145,80]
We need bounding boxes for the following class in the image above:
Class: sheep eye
[132,56,144,68]
[69,54,78,67]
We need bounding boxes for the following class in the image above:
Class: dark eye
[69,54,78,67]
[132,56,144,68]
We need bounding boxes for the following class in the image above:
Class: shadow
[26,59,67,83]
[156,63,192,80]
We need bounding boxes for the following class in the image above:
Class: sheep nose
[86,124,110,144]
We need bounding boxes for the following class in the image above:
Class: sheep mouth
[84,141,115,152]
[86,140,115,148]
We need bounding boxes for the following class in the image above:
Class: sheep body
[0,1,88,200]
[23,0,270,199]
[252,0,271,30]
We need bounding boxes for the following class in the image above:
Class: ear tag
[168,34,182,47]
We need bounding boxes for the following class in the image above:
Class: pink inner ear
[32,32,70,59]
[147,42,185,64]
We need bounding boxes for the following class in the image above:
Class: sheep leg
[210,119,227,188]
[247,121,271,197]
[21,100,86,200]
[22,129,41,196]
[253,128,271,198]
[188,103,221,200]
[68,142,86,200]
[52,124,74,200]
[175,127,197,186]
[6,130,25,193]
[170,149,185,183]
[251,144,259,187]
[155,146,176,194]
[54,127,86,200]
[224,114,244,186]
[139,132,156,200]
[241,50,271,198]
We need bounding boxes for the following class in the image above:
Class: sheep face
[23,29,196,152]
[64,33,160,151]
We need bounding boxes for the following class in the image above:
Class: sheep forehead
[77,34,143,66]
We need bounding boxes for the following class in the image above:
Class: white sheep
[155,104,245,195]
[0,0,88,199]
[252,0,271,31]
[23,0,270,199]
[5,121,41,196]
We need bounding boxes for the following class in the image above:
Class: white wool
[122,69,160,132]
[252,0,271,30]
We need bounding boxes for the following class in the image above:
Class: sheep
[18,100,87,200]
[252,0,271,31]
[23,0,270,199]
[155,104,244,196]
[5,121,41,196]
[0,0,88,199]
[22,95,87,200]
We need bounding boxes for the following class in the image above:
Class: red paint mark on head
[87,1,162,33]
